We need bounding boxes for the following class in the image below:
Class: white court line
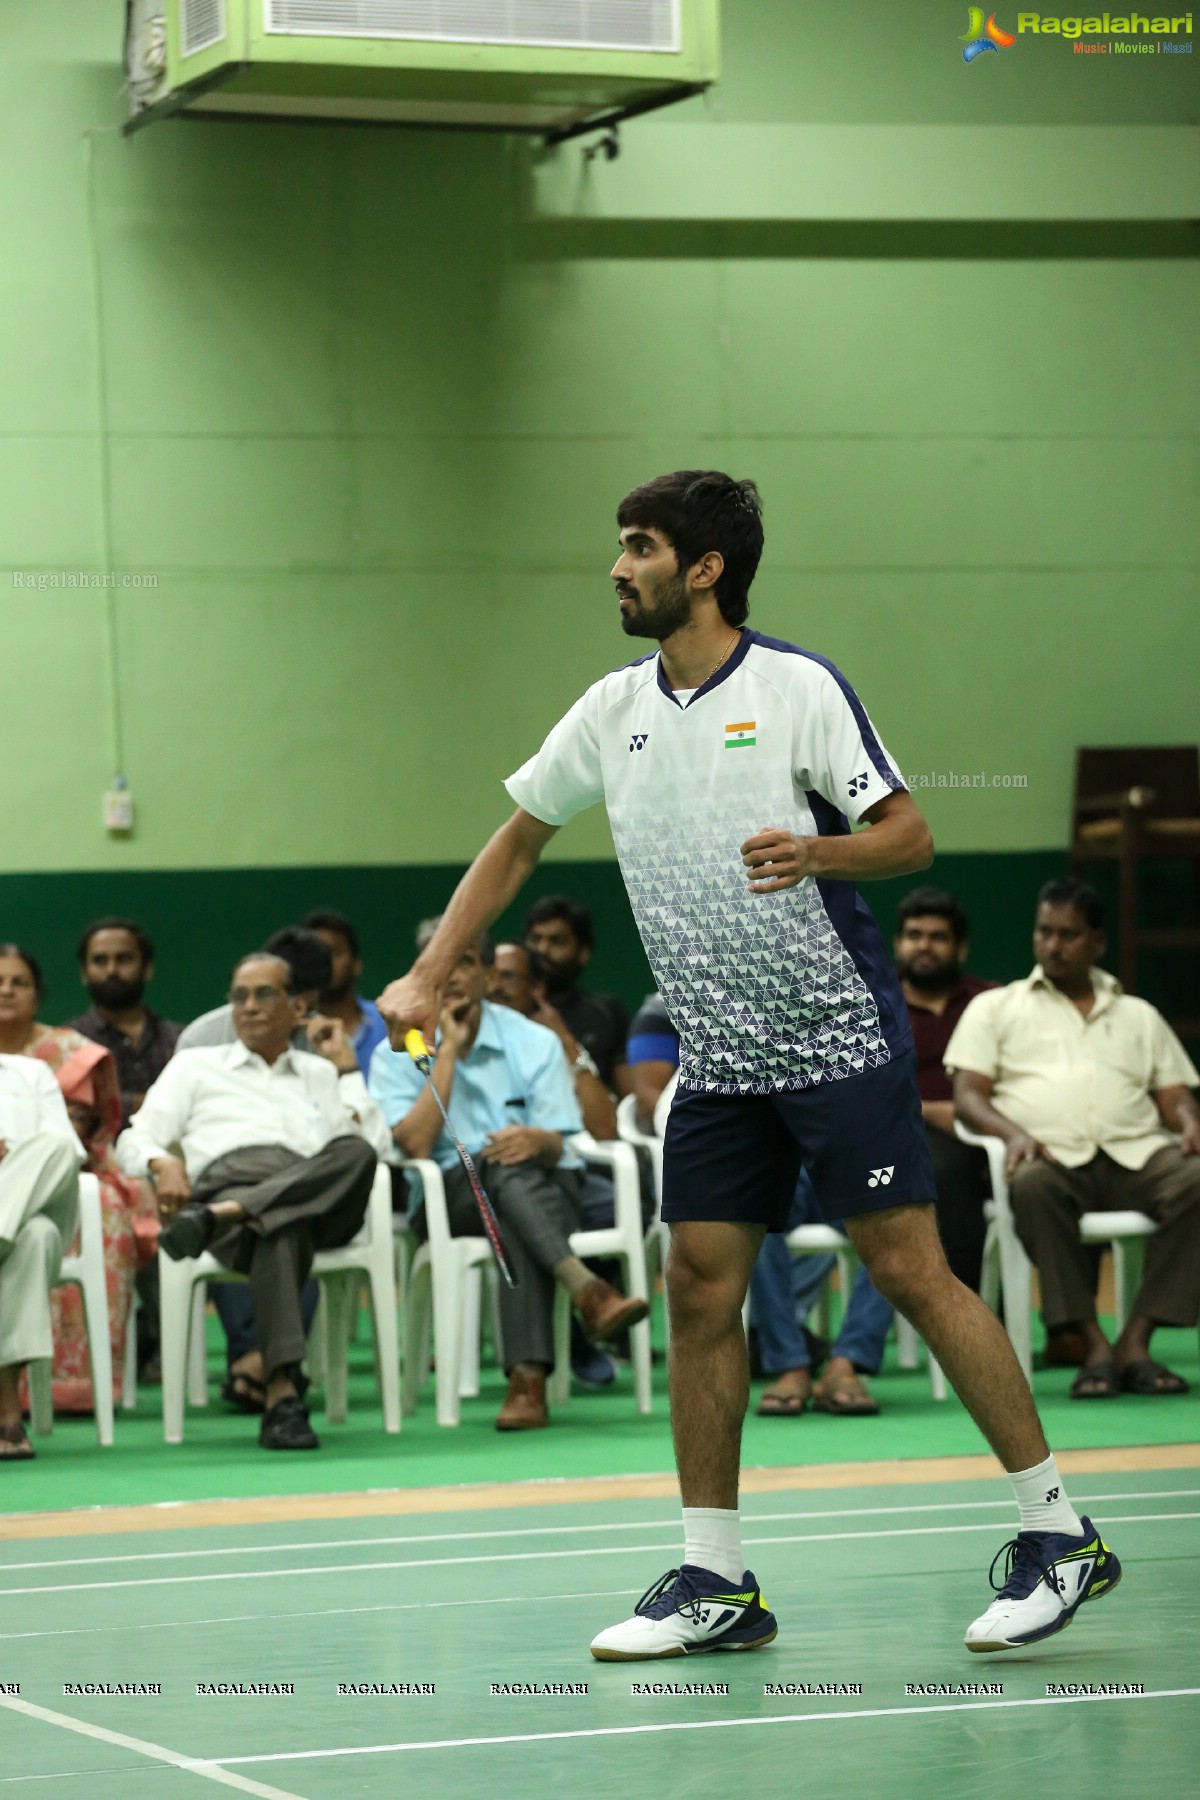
[0,1587,640,1642]
[211,1686,1200,1765]
[5,1487,1194,1574]
[0,1696,303,1800]
[0,1511,1192,1599]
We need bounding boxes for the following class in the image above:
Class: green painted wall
[0,4,1195,1021]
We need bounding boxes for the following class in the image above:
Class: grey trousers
[0,1135,81,1368]
[192,1136,377,1376]
[1009,1145,1200,1330]
[432,1160,583,1372]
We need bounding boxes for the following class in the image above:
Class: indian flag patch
[725,720,756,749]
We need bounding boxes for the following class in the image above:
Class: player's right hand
[376,972,439,1051]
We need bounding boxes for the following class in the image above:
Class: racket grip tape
[404,1028,431,1065]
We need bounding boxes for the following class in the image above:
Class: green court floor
[4,1305,1199,1512]
[0,1466,1196,1800]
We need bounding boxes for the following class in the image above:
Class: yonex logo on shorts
[629,732,649,752]
[867,1166,894,1186]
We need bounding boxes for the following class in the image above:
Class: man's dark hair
[262,926,333,995]
[230,952,297,995]
[0,943,44,1000]
[616,470,764,627]
[76,915,154,967]
[1036,878,1105,931]
[301,908,360,960]
[896,887,969,943]
[524,893,594,954]
[415,915,495,965]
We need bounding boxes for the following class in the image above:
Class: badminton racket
[404,1028,518,1288]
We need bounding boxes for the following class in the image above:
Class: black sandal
[1119,1358,1189,1396]
[0,1421,35,1461]
[220,1371,267,1414]
[1069,1360,1120,1399]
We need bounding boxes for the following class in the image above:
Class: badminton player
[378,470,1120,1659]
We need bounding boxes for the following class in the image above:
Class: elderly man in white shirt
[948,879,1200,1402]
[0,1056,86,1461]
[118,952,389,1450]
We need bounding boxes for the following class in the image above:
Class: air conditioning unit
[124,0,719,140]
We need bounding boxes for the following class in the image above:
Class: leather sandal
[1119,1357,1189,1396]
[1069,1360,1120,1399]
[0,1420,35,1461]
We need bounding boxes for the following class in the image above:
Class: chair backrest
[1073,746,1200,826]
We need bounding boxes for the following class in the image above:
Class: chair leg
[894,1314,919,1370]
[401,1255,432,1417]
[186,1283,209,1408]
[997,1230,1034,1382]
[159,1258,192,1445]
[979,1225,1001,1315]
[432,1251,464,1426]
[307,1288,328,1387]
[79,1263,115,1448]
[928,1350,947,1402]
[27,1360,53,1437]
[1112,1240,1145,1334]
[458,1265,482,1399]
[367,1252,402,1435]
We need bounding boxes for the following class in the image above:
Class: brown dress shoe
[495,1367,549,1431]
[575,1278,650,1348]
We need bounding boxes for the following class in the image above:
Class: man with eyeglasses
[117,953,390,1449]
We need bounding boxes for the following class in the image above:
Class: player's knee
[666,1251,741,1331]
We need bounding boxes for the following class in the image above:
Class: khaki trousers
[1009,1145,1200,1330]
[0,1134,81,1368]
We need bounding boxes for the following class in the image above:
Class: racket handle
[404,1028,431,1064]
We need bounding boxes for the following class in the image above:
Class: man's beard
[88,975,145,1010]
[619,570,692,641]
[320,975,355,1005]
[897,958,960,993]
[541,958,581,1001]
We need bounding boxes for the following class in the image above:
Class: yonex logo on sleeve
[629,732,649,752]
[867,1166,894,1187]
[848,771,870,796]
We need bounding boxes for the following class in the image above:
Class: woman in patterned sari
[0,945,151,1411]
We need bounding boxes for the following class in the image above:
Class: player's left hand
[740,828,820,892]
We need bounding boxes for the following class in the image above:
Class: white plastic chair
[28,1173,113,1447]
[616,1089,669,1307]
[956,1120,1159,1381]
[401,1136,653,1424]
[158,1161,400,1443]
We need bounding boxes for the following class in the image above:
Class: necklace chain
[703,630,740,686]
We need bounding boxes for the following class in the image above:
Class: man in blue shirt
[370,922,647,1429]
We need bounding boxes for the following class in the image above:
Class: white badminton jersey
[505,628,915,1095]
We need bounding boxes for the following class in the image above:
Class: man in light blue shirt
[370,921,647,1430]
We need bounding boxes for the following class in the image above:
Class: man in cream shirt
[0,1056,86,1460]
[948,878,1200,1400]
[118,952,390,1449]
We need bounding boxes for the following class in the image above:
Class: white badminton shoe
[590,1565,778,1661]
[964,1515,1122,1652]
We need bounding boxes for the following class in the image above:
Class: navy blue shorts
[661,1051,935,1232]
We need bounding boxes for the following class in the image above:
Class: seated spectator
[894,886,997,1291]
[175,926,336,1402]
[0,945,148,1414]
[302,909,388,1079]
[69,917,182,1128]
[117,953,387,1449]
[753,1177,896,1418]
[524,896,633,1099]
[69,916,182,1379]
[948,878,1200,1399]
[0,1052,85,1459]
[176,926,333,1052]
[626,990,680,1132]
[492,941,622,1388]
[371,921,646,1430]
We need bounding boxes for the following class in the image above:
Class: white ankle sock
[682,1507,743,1583]
[1008,1455,1083,1536]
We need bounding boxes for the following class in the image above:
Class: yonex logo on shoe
[867,1166,894,1187]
